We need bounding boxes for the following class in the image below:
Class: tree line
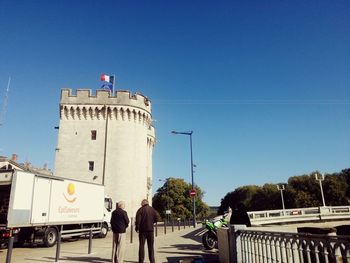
[152,178,210,220]
[218,168,350,215]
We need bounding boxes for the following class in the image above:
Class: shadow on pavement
[42,256,111,262]
[166,254,219,263]
[182,228,206,241]
[164,228,219,263]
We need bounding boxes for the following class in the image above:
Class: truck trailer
[0,169,112,247]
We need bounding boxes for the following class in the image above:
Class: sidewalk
[123,226,219,263]
[0,226,219,263]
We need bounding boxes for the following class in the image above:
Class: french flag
[101,74,114,84]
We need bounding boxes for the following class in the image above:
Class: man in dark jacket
[230,202,251,227]
[111,201,129,263]
[135,199,158,263]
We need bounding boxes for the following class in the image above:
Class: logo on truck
[63,183,77,203]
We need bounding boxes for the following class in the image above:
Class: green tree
[323,173,347,205]
[250,184,281,211]
[218,185,259,214]
[340,169,350,204]
[287,174,320,207]
[220,168,350,213]
[152,178,209,220]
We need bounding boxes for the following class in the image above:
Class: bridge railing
[218,226,350,263]
[248,206,350,225]
[236,228,350,263]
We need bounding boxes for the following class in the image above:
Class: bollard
[183,219,185,229]
[55,226,62,262]
[172,219,174,232]
[155,222,158,237]
[5,235,14,263]
[130,217,134,243]
[164,220,167,235]
[178,219,180,230]
[88,228,93,254]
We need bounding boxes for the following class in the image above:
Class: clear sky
[0,0,349,206]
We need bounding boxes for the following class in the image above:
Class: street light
[159,178,170,222]
[171,130,196,227]
[277,184,286,216]
[315,173,326,207]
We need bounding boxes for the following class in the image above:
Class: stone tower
[54,89,156,216]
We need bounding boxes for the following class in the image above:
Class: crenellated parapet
[60,104,152,126]
[60,89,152,113]
[60,89,153,127]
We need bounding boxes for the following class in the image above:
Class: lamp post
[277,184,286,216]
[159,178,170,222]
[315,173,326,207]
[171,130,196,227]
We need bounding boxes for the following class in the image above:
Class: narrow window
[88,161,94,171]
[91,130,97,140]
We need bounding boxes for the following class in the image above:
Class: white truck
[0,169,112,247]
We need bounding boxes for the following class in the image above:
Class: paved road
[0,226,219,263]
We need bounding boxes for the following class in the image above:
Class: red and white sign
[189,189,196,197]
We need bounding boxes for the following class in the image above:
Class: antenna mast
[0,76,11,126]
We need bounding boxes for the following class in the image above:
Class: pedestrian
[111,201,129,263]
[230,202,251,227]
[135,199,158,263]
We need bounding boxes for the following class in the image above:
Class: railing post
[88,228,93,254]
[5,233,14,263]
[130,217,134,243]
[164,220,167,235]
[88,228,92,254]
[178,219,180,230]
[183,219,185,229]
[229,225,247,263]
[172,219,174,232]
[55,226,63,262]
[155,222,158,237]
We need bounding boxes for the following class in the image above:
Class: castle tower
[54,89,156,216]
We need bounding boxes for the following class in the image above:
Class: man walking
[135,199,158,263]
[111,201,129,263]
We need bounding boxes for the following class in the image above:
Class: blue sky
[0,0,349,205]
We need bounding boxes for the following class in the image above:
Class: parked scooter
[202,214,229,250]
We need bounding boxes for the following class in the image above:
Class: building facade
[54,89,156,216]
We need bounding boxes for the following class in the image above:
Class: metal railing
[128,218,194,243]
[55,226,102,262]
[5,226,103,263]
[249,206,350,225]
[232,228,350,263]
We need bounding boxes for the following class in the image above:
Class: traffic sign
[189,189,196,197]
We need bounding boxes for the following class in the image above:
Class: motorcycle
[202,214,229,250]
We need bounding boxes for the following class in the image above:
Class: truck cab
[101,196,113,237]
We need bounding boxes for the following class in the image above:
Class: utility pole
[171,130,196,227]
[277,184,286,216]
[315,173,326,207]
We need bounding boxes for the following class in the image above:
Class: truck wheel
[43,227,58,247]
[99,223,108,238]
